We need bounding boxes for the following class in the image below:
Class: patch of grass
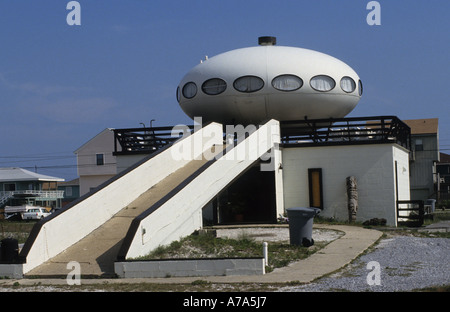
[138,231,263,260]
[427,209,450,222]
[134,230,323,272]
[265,242,325,272]
[0,220,36,244]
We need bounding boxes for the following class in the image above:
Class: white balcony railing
[0,190,65,204]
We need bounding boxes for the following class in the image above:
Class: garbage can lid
[287,207,320,212]
[286,207,321,216]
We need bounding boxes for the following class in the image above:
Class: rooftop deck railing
[280,116,411,150]
[113,116,411,155]
[113,125,195,155]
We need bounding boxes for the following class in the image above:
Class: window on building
[42,182,57,190]
[310,75,336,92]
[272,74,303,91]
[4,183,16,192]
[182,82,197,99]
[202,78,227,95]
[233,76,264,93]
[96,153,105,166]
[66,186,73,197]
[415,139,423,151]
[340,76,356,93]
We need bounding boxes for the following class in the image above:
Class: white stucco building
[282,143,410,226]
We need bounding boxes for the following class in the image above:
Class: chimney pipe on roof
[258,36,276,46]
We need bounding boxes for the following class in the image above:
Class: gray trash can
[287,207,321,247]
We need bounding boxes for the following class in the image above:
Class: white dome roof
[178,41,362,125]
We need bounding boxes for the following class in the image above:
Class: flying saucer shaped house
[177,36,362,125]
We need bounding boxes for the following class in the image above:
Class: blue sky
[0,0,449,180]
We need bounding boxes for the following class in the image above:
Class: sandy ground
[215,226,344,243]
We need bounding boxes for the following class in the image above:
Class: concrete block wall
[114,258,265,278]
[0,264,23,278]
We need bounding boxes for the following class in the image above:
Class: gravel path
[279,236,450,292]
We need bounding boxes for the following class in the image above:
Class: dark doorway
[214,163,277,224]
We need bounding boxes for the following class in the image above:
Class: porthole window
[272,75,303,91]
[233,76,264,93]
[310,75,336,92]
[182,82,197,99]
[176,86,181,102]
[202,78,227,95]
[340,76,356,93]
[358,80,363,96]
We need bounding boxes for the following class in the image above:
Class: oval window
[182,82,197,99]
[310,75,336,92]
[340,76,356,93]
[358,80,363,96]
[233,76,264,93]
[176,86,181,102]
[272,75,303,91]
[202,78,227,95]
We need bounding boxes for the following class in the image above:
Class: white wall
[22,123,223,274]
[282,144,410,226]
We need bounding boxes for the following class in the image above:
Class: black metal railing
[280,116,411,150]
[113,116,411,155]
[113,125,194,155]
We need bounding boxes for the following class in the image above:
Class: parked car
[23,208,51,220]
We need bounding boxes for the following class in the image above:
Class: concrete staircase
[19,120,281,278]
[26,157,211,277]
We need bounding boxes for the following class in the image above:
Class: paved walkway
[3,224,382,286]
